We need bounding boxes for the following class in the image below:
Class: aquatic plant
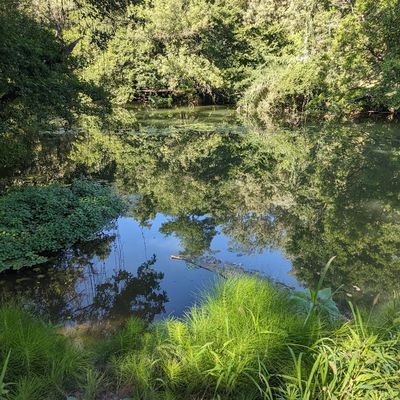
[291,257,341,324]
[0,179,127,271]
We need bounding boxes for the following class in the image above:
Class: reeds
[256,303,400,400]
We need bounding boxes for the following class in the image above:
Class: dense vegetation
[0,179,126,271]
[1,277,399,399]
[1,0,399,127]
[70,0,400,120]
[0,306,88,399]
[0,0,109,136]
[1,0,399,398]
[240,0,400,123]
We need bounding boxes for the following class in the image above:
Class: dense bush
[261,304,400,399]
[0,0,108,136]
[26,0,289,105]
[241,0,400,123]
[240,58,327,125]
[3,0,399,120]
[0,179,127,271]
[39,0,396,119]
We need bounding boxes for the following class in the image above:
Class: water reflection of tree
[160,216,217,256]
[82,255,167,322]
[285,126,400,304]
[69,121,400,304]
[0,236,167,324]
[4,116,399,306]
[0,132,77,189]
[0,111,137,189]
[0,235,114,322]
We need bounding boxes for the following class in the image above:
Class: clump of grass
[80,369,107,400]
[0,305,89,399]
[114,277,320,399]
[2,281,399,399]
[256,302,400,400]
[0,350,11,398]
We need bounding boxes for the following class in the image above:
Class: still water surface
[1,107,399,325]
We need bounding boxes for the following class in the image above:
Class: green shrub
[114,277,320,399]
[0,179,127,271]
[0,305,88,400]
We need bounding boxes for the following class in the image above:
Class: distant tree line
[1,0,399,127]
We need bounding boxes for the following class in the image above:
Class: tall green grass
[256,303,400,400]
[113,277,321,399]
[1,279,398,399]
[0,305,89,400]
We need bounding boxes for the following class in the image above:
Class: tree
[0,0,108,135]
[241,0,400,123]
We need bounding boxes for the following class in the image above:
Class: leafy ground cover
[0,179,127,271]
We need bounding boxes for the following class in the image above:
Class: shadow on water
[0,234,167,325]
[1,106,400,324]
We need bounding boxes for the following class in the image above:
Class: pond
[1,106,400,326]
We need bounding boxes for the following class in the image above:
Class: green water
[1,107,399,324]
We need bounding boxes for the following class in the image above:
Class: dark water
[1,106,400,325]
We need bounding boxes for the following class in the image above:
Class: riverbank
[1,276,399,400]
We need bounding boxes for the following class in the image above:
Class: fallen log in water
[170,255,295,291]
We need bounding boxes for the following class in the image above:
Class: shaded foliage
[0,0,109,136]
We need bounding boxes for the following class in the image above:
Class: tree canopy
[1,0,399,122]
[27,0,397,120]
